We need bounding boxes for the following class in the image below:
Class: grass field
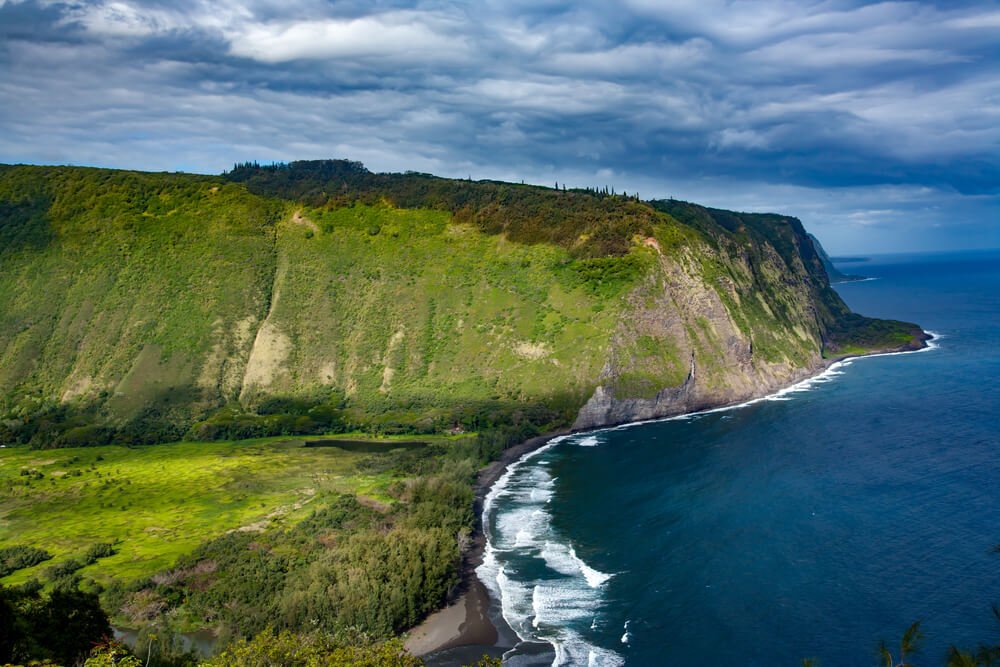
[0,434,464,585]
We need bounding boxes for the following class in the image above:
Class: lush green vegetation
[0,165,283,447]
[0,546,52,578]
[0,432,507,663]
[0,161,932,664]
[824,313,927,357]
[0,435,472,587]
[0,162,925,448]
[1,581,111,666]
[3,605,504,667]
[78,632,500,667]
[0,164,664,447]
[226,160,659,258]
[202,632,425,667]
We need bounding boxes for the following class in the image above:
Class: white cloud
[749,37,968,69]
[225,12,469,63]
[61,1,181,37]
[547,39,713,77]
[711,128,769,150]
[461,76,628,114]
[945,11,1000,29]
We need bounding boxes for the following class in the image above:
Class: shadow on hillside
[0,194,53,253]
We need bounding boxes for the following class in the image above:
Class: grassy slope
[0,166,281,423]
[249,203,644,416]
[0,163,924,442]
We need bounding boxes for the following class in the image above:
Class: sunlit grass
[0,434,459,585]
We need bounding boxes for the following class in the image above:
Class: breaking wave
[478,433,624,666]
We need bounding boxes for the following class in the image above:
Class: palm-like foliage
[944,604,1000,667]
[880,622,923,667]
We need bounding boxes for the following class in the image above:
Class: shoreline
[405,431,570,662]
[408,334,936,661]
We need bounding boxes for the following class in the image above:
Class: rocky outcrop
[573,205,926,430]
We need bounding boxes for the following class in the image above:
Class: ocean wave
[571,545,613,588]
[478,437,624,666]
[539,542,613,588]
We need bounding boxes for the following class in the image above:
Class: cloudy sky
[1,0,997,253]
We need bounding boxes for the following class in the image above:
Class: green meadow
[0,434,461,586]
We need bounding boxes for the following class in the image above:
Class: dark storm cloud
[0,0,997,251]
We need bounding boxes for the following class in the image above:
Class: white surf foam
[539,541,613,588]
[477,433,625,666]
[570,545,613,588]
[620,620,631,645]
[577,435,601,447]
[544,625,625,667]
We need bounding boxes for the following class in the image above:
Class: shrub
[204,630,423,667]
[0,545,52,577]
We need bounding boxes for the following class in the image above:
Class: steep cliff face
[574,244,812,429]
[0,163,927,444]
[573,201,927,428]
[808,233,866,283]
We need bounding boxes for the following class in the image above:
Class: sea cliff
[0,161,927,445]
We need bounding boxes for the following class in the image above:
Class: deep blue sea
[480,249,1000,666]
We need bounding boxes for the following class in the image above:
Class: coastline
[406,431,569,662]
[408,334,936,662]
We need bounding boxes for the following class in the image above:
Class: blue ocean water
[480,249,1000,666]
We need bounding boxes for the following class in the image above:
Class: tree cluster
[0,582,111,666]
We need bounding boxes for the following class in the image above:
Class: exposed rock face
[573,247,826,429]
[573,203,926,430]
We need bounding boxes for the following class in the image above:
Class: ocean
[479,249,1000,666]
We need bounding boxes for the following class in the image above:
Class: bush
[204,630,423,667]
[59,424,114,447]
[85,542,117,562]
[1,582,112,666]
[45,557,86,580]
[85,640,142,667]
[0,545,52,577]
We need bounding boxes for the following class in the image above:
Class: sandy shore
[404,575,497,656]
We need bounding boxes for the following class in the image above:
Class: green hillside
[0,161,926,447]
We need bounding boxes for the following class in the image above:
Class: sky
[1,0,997,253]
